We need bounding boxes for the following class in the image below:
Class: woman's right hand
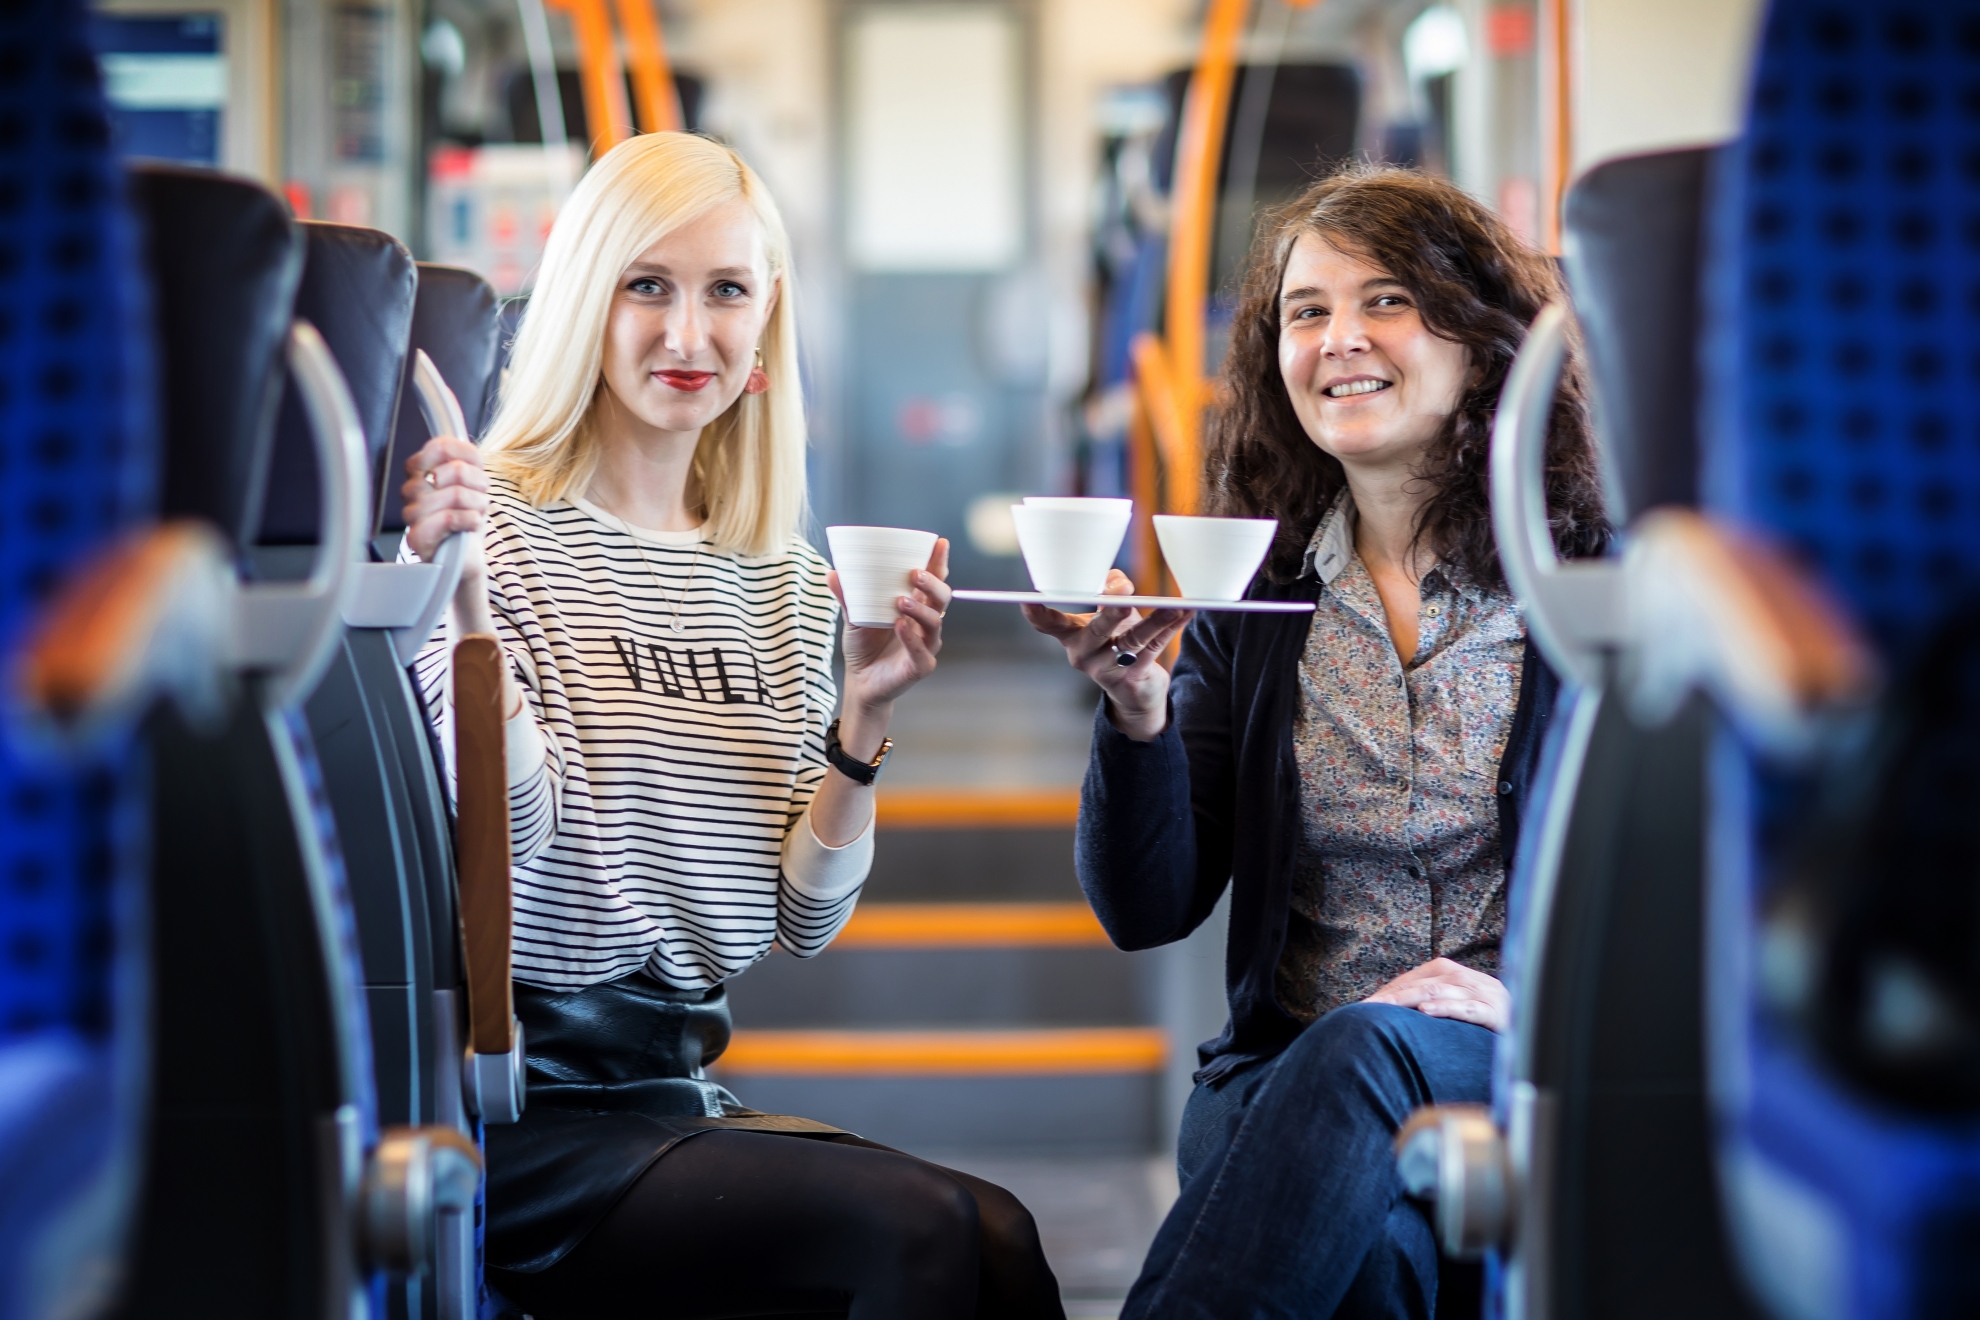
[402,435,489,563]
[1021,570,1192,742]
[1362,958,1511,1033]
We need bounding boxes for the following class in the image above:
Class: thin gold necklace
[615,512,704,635]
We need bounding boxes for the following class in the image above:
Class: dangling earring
[744,346,769,395]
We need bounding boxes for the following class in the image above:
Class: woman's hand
[829,537,952,722]
[402,435,490,562]
[1361,957,1511,1033]
[811,541,948,839]
[1021,570,1192,742]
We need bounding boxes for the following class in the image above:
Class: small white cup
[825,525,939,627]
[1023,496,1133,513]
[1011,500,1133,597]
[1153,515,1277,601]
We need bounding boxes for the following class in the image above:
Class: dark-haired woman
[1026,166,1607,1317]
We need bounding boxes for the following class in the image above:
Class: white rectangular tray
[950,589,1314,613]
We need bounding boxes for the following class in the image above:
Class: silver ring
[1112,647,1137,668]
[424,470,438,488]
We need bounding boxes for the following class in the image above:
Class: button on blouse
[1275,493,1526,1023]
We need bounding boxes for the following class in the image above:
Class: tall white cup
[1153,515,1277,600]
[825,525,939,627]
[1011,499,1133,597]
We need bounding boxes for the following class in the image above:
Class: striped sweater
[413,475,872,991]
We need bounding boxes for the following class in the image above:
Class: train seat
[117,165,477,1318]
[1510,146,1757,1320]
[1404,2,1980,1315]
[254,223,506,1319]
[1702,0,1980,1313]
[0,3,158,1314]
[256,221,418,570]
[378,265,503,559]
[385,267,505,1158]
[1393,146,1762,1320]
[119,162,373,1319]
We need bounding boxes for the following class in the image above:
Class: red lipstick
[654,370,714,392]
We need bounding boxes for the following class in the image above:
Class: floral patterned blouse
[1275,493,1526,1023]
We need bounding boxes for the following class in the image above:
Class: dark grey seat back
[249,223,437,1136]
[379,264,503,540]
[1561,146,1715,520]
[298,254,495,1320]
[1497,148,1754,1320]
[121,163,365,1320]
[258,222,418,548]
[130,164,300,550]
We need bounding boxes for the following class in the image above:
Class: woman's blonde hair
[482,133,806,557]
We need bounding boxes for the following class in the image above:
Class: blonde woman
[401,133,1062,1320]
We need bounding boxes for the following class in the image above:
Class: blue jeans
[1125,1003,1494,1320]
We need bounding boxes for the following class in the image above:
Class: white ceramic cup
[825,525,940,627]
[1011,500,1133,597]
[1153,515,1277,601]
[1023,496,1133,513]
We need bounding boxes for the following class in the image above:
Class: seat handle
[394,351,473,664]
[15,521,233,743]
[229,321,370,708]
[1489,303,1624,689]
[452,633,520,1121]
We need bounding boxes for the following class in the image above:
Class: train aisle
[719,636,1180,1316]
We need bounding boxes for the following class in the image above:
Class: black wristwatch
[825,718,892,786]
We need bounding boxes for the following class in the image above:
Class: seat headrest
[1710,0,1980,658]
[128,164,300,551]
[257,221,416,546]
[378,264,502,535]
[495,294,528,380]
[1562,147,1716,521]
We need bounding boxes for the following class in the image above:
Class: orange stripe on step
[874,787,1080,829]
[834,902,1109,949]
[717,1028,1167,1076]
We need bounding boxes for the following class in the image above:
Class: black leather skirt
[486,969,846,1273]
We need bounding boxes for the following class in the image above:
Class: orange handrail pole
[1160,0,1253,512]
[612,0,682,134]
[545,0,633,152]
[1541,0,1572,253]
[1125,383,1161,591]
[1131,333,1192,501]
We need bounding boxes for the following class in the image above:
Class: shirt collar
[1302,490,1356,585]
[1430,561,1490,606]
[1299,489,1494,605]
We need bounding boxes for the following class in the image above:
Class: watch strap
[825,718,891,786]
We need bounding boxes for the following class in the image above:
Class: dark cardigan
[1073,570,1561,1085]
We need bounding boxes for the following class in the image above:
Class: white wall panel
[1571,0,1766,174]
[846,5,1022,272]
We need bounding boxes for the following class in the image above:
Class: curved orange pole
[613,0,683,134]
[1157,0,1253,515]
[545,0,633,152]
[1542,0,1573,253]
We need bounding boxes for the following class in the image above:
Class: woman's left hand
[1362,957,1511,1033]
[830,538,951,712]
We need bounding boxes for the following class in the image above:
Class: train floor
[718,639,1179,1314]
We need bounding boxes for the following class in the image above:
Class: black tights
[494,1131,1065,1320]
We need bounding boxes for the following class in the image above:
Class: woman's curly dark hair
[1206,164,1609,586]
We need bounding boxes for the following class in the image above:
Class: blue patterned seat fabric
[0,0,154,1315]
[1709,2,1980,1316]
